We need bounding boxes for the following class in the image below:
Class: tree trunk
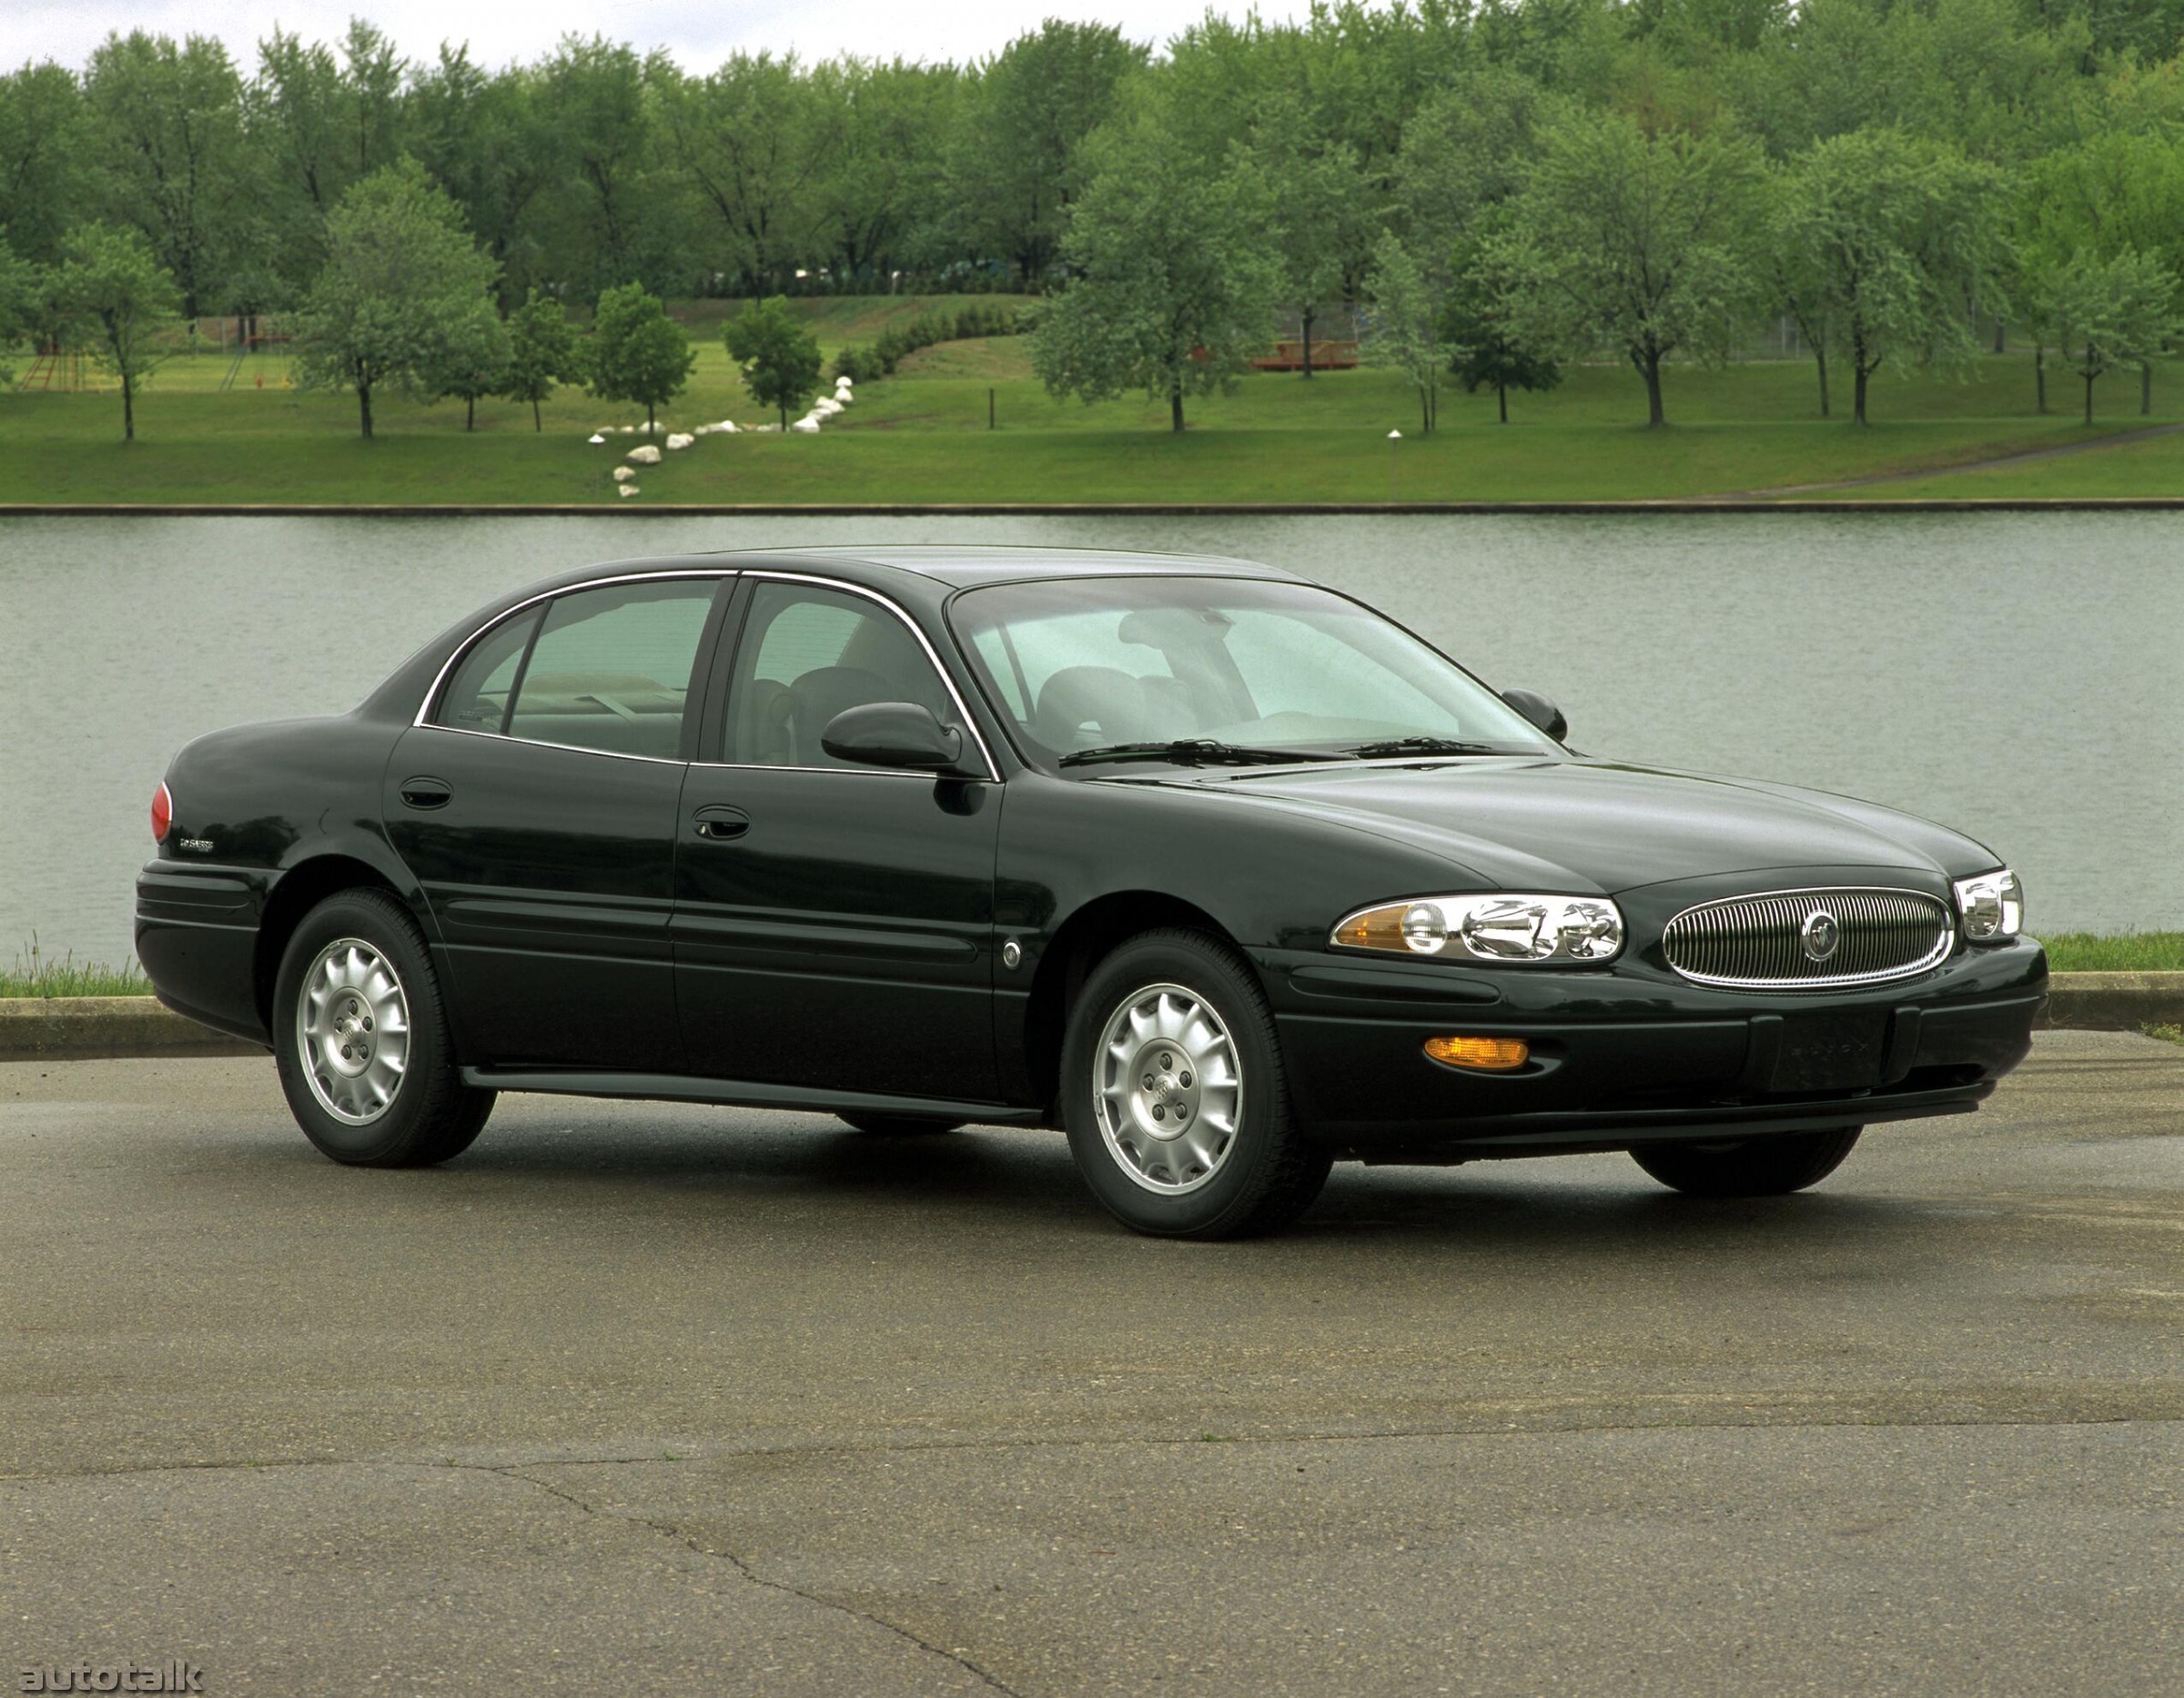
[466,396,477,431]
[1853,363,1869,427]
[1993,319,2006,355]
[1498,382,1508,424]
[532,397,542,432]
[1300,304,1315,379]
[1815,347,1830,419]
[1634,348,1666,427]
[2085,355,2095,426]
[1170,384,1185,434]
[2035,346,2047,414]
[359,379,374,440]
[121,371,135,443]
[2142,362,2152,416]
[646,399,657,431]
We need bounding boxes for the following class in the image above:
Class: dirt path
[1712,419,2184,500]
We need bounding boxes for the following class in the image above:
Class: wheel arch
[1018,890,1258,1117]
[253,854,411,1031]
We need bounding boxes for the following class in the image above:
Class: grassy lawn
[2038,933,2184,972]
[5,312,2182,505]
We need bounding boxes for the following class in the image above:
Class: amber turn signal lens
[1423,1035,1530,1071]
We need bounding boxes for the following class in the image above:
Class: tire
[1061,927,1331,1239]
[272,887,494,1168]
[1631,1127,1863,1198]
[838,1113,963,1136]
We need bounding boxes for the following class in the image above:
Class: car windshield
[950,575,1552,773]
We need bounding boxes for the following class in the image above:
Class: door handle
[692,805,750,841]
[399,777,453,810]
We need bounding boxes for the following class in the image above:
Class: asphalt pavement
[3,1031,2179,1695]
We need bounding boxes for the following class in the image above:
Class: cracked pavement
[3,1031,2179,1694]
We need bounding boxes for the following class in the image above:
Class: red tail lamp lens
[152,782,173,844]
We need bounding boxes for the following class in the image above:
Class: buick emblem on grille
[1801,909,1841,963]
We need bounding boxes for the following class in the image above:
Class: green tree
[0,234,45,383]
[1031,115,1281,433]
[410,49,564,310]
[1441,238,1562,424]
[81,32,253,318]
[50,223,185,442]
[2037,248,2178,424]
[0,63,90,267]
[588,281,695,430]
[1773,130,2005,425]
[500,291,581,430]
[950,21,1148,282]
[293,159,501,439]
[655,53,834,294]
[423,308,511,431]
[1238,95,1374,379]
[1500,110,1767,427]
[1360,231,1450,432]
[723,295,823,430]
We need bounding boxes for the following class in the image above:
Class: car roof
[540,544,1308,595]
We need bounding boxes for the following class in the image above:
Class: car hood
[1157,756,1997,894]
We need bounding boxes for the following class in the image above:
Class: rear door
[671,575,1004,1099]
[386,573,731,1072]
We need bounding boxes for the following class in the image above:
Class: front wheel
[1631,1127,1862,1198]
[272,887,493,1167]
[1061,928,1330,1238]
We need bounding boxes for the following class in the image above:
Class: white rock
[612,466,636,482]
[835,374,854,388]
[812,398,842,418]
[832,390,853,406]
[791,418,822,434]
[626,445,662,465]
[665,432,695,450]
[618,484,640,499]
[715,419,737,433]
[587,433,607,444]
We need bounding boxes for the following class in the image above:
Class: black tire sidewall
[1061,931,1309,1237]
[272,889,462,1166]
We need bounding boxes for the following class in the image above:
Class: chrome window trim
[719,571,1001,782]
[413,569,732,739]
[409,723,689,766]
[1662,884,1956,992]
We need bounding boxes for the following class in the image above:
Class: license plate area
[1770,1010,1886,1091]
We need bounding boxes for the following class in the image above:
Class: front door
[387,574,728,1073]
[672,578,1003,1100]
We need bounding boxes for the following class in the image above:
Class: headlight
[1953,869,2023,941]
[1331,894,1625,964]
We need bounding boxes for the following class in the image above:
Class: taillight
[152,782,173,844]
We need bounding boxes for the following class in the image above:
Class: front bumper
[1259,937,2046,1158]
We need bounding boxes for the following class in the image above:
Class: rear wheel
[1061,928,1330,1238]
[272,888,493,1167]
[838,1112,963,1136]
[1631,1127,1862,1198]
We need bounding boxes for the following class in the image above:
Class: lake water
[3,510,2178,965]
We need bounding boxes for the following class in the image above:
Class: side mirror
[821,702,971,773]
[1502,687,1568,743]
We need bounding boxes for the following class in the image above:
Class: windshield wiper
[1342,737,1512,759]
[1058,739,1337,770]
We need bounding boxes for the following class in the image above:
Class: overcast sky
[5,0,1269,74]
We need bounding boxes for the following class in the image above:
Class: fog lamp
[1423,1035,1531,1071]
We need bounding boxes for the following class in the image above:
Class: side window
[725,582,952,768]
[433,607,541,734]
[502,580,717,759]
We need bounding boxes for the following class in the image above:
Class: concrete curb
[2037,972,2184,1035]
[7,499,2184,517]
[0,997,261,1062]
[2,975,2178,1063]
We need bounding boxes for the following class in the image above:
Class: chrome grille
[1662,887,1954,990]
